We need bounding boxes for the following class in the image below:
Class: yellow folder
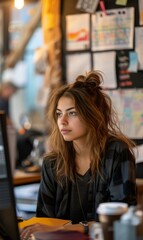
[19,217,71,229]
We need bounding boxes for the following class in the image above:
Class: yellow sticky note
[116,0,128,6]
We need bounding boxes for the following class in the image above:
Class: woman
[21,70,137,238]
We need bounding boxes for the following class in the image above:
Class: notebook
[0,111,70,240]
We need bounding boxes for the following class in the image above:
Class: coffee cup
[97,202,128,240]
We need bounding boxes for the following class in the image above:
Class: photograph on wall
[91,7,134,51]
[66,53,91,83]
[66,14,90,51]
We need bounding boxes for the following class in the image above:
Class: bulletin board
[61,0,143,139]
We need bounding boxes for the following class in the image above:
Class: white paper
[91,7,134,51]
[66,53,91,84]
[93,51,117,89]
[135,27,143,70]
[66,14,90,51]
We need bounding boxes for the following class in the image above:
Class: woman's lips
[61,129,71,134]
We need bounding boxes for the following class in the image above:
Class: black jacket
[36,140,137,221]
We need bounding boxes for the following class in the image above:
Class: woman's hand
[20,221,91,239]
[20,223,64,240]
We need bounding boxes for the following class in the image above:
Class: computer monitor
[0,111,20,240]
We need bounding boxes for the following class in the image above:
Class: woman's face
[56,96,88,142]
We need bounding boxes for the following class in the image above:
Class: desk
[13,170,41,186]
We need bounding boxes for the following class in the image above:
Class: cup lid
[97,202,128,215]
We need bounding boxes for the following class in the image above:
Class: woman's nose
[60,113,68,124]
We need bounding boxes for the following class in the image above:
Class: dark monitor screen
[0,111,20,240]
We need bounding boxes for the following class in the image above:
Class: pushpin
[99,0,106,15]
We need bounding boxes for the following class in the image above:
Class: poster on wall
[66,53,91,83]
[66,14,90,51]
[91,7,134,51]
[107,89,143,138]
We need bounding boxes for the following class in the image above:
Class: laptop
[7,125,17,177]
[0,111,20,240]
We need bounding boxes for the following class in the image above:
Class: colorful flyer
[66,14,90,51]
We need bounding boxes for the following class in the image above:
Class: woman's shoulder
[42,153,57,169]
[106,136,130,152]
[104,136,135,165]
[102,137,135,175]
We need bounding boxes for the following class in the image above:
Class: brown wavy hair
[46,70,135,184]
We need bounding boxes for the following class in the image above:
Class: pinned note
[76,0,99,13]
[116,0,128,6]
[99,0,106,15]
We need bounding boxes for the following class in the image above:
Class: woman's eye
[56,112,62,118]
[68,111,77,116]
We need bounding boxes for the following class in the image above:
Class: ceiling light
[14,0,24,9]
